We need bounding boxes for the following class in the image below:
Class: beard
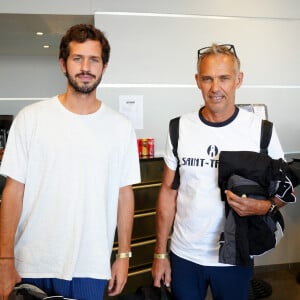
[65,71,102,94]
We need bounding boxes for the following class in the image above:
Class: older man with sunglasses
[152,44,286,299]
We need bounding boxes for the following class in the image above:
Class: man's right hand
[0,259,21,297]
[152,258,171,288]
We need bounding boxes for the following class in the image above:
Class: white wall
[95,12,300,154]
[1,1,300,267]
[3,0,300,19]
[0,56,65,98]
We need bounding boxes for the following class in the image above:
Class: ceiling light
[36,32,44,36]
[43,45,50,49]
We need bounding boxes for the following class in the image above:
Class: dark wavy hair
[59,24,110,65]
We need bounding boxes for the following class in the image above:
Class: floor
[206,264,300,300]
[251,268,300,300]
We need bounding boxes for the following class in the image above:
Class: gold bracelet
[116,251,132,259]
[0,257,14,260]
[153,253,169,259]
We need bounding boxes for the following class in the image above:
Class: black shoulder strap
[260,119,273,155]
[169,117,180,190]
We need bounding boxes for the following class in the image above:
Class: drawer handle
[133,182,161,190]
[134,211,156,218]
[128,267,152,276]
[112,239,156,251]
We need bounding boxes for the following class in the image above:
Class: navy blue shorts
[170,252,253,300]
[21,277,107,300]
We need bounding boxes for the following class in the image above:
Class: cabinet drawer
[130,239,156,268]
[132,211,156,242]
[114,211,156,244]
[134,183,161,213]
[139,158,164,183]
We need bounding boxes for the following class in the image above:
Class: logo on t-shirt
[207,145,219,157]
[182,145,219,168]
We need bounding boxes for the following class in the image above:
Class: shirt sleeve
[119,125,141,187]
[268,125,285,160]
[163,130,178,171]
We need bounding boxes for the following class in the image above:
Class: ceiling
[0,14,94,56]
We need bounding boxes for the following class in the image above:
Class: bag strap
[260,119,273,154]
[169,117,180,190]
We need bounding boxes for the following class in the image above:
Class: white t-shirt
[0,96,141,280]
[164,107,284,266]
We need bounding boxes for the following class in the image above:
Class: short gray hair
[197,43,240,71]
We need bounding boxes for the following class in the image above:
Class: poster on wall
[119,95,144,129]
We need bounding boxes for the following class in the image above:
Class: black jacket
[218,151,298,266]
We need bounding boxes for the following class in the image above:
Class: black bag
[119,282,173,300]
[9,283,77,300]
[9,284,48,300]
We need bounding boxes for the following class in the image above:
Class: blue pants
[170,252,253,300]
[22,277,107,300]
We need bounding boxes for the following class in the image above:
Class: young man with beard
[152,44,286,299]
[0,24,140,300]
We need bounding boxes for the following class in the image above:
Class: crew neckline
[55,96,103,118]
[198,106,239,127]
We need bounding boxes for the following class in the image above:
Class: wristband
[116,251,132,259]
[267,199,278,215]
[153,253,169,259]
